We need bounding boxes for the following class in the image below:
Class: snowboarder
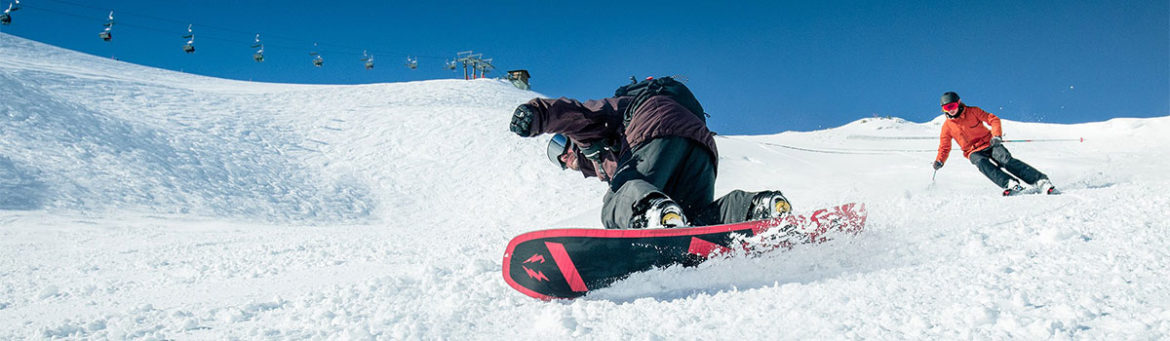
[932,91,1056,196]
[508,77,791,229]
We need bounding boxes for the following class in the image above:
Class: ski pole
[1002,138,1084,143]
[848,136,1085,143]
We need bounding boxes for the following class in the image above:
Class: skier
[508,78,791,229]
[932,91,1057,196]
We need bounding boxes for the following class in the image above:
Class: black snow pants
[968,144,1049,189]
[600,136,767,229]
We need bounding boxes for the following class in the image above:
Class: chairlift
[405,56,418,70]
[251,34,264,62]
[445,59,457,70]
[181,24,195,53]
[1,0,18,24]
[1,1,14,25]
[361,50,374,70]
[310,43,323,67]
[311,52,323,67]
[99,11,114,41]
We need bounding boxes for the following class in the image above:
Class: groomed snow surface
[2,33,1168,339]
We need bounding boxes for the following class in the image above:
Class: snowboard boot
[748,190,792,220]
[1034,178,1057,195]
[1002,181,1026,196]
[630,195,688,229]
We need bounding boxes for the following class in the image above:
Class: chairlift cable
[18,1,495,70]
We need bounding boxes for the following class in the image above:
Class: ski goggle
[941,102,960,112]
[547,134,571,169]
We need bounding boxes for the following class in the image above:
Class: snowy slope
[2,33,1169,339]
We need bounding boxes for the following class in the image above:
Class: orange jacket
[936,105,1002,163]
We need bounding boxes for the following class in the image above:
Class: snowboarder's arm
[522,97,624,144]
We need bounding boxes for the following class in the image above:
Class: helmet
[940,92,960,106]
[546,134,570,169]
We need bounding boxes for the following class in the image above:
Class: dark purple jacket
[523,95,718,179]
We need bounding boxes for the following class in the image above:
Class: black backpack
[614,76,708,127]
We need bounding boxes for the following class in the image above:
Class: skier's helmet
[940,92,962,115]
[940,92,960,106]
[547,134,571,169]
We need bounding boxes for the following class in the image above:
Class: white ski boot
[1002,181,1026,196]
[749,191,792,220]
[1034,178,1057,195]
[631,196,688,229]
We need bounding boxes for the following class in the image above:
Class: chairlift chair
[2,1,17,25]
[251,34,264,62]
[361,51,374,69]
[182,36,195,53]
[405,56,418,70]
[181,25,195,53]
[362,54,375,69]
[310,43,323,67]
[99,11,114,41]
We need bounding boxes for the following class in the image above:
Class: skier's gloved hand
[990,136,1003,148]
[509,104,536,137]
[579,142,616,182]
[932,161,944,170]
[578,142,607,162]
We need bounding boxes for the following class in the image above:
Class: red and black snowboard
[502,203,867,300]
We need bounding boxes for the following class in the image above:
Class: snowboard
[502,203,867,300]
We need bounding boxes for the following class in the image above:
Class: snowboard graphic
[502,203,867,300]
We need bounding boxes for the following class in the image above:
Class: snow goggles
[941,102,960,112]
[547,134,571,169]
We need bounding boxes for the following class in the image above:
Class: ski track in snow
[2,33,1169,339]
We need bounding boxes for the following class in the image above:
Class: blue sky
[2,0,1167,134]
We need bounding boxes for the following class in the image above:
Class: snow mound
[1,33,595,225]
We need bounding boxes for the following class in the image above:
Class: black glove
[932,161,943,170]
[509,104,536,137]
[990,136,1003,148]
[578,142,608,162]
[580,142,616,182]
